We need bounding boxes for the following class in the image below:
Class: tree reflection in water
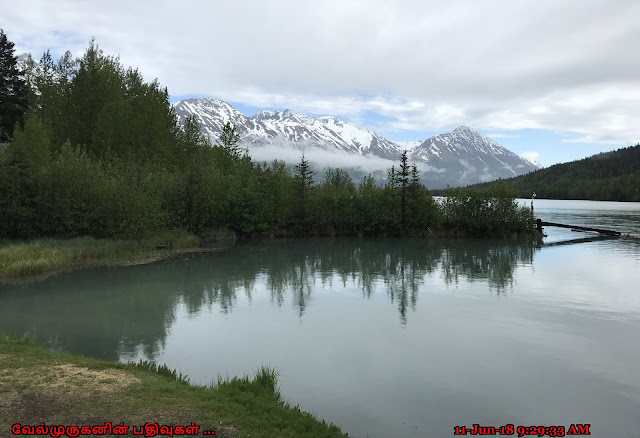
[0,238,536,360]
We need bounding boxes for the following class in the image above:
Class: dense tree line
[439,145,640,202]
[0,34,534,240]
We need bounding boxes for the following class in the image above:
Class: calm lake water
[1,199,640,437]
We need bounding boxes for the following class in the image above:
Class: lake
[1,199,639,437]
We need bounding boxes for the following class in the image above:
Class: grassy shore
[0,334,347,438]
[0,231,216,280]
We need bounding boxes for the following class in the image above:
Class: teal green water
[1,200,640,437]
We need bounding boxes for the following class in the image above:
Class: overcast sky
[4,0,639,166]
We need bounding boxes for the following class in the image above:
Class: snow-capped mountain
[173,98,539,188]
[174,98,399,159]
[409,126,539,187]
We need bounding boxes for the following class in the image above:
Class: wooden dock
[539,235,618,247]
[536,219,621,237]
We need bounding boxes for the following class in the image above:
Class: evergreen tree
[217,121,242,160]
[293,152,315,220]
[410,164,420,188]
[0,29,29,141]
[398,151,410,227]
[407,163,420,228]
[388,165,397,188]
[385,153,412,229]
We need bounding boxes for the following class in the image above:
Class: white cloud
[521,152,541,167]
[249,141,396,173]
[246,140,449,178]
[3,0,639,146]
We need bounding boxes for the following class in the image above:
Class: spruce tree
[398,151,410,227]
[217,122,242,159]
[388,165,397,188]
[293,152,315,220]
[0,29,29,142]
[408,163,422,229]
[410,164,420,188]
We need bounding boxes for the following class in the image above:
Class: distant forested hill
[433,144,640,202]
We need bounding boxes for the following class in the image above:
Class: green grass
[0,334,347,438]
[133,359,191,385]
[0,230,199,279]
[215,366,282,402]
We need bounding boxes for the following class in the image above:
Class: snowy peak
[253,110,282,121]
[173,98,249,139]
[173,98,399,159]
[181,98,237,115]
[281,109,296,119]
[451,125,476,137]
[409,126,540,185]
[415,126,518,158]
[280,109,315,125]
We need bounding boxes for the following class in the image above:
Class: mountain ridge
[173,97,540,188]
